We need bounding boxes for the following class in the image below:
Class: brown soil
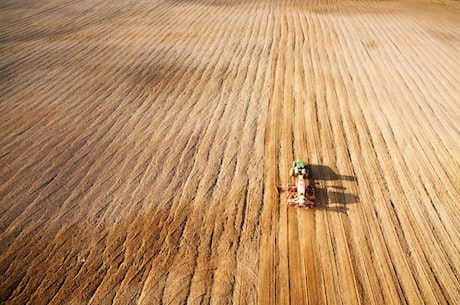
[1,0,459,304]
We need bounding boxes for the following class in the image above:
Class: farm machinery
[278,158,316,209]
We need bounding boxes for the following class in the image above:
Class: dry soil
[1,0,459,304]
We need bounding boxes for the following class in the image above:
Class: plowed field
[1,0,459,304]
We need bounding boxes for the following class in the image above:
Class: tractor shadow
[307,164,359,214]
[308,164,356,182]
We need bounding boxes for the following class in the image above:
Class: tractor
[278,158,316,209]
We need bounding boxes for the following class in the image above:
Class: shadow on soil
[308,164,359,215]
[309,164,356,182]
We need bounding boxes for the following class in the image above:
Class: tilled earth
[1,0,459,304]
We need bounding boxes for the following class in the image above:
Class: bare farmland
[1,0,459,304]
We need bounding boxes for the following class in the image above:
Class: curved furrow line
[258,4,282,303]
[0,0,76,30]
[115,19,252,218]
[8,152,137,302]
[0,39,176,192]
[149,11,250,139]
[351,12,460,296]
[205,10,268,293]
[371,126,460,303]
[210,7,274,301]
[320,12,363,305]
[356,124,415,303]
[303,13,343,305]
[357,94,448,304]
[333,13,418,302]
[348,9,460,302]
[291,10,325,305]
[149,114,224,301]
[0,2,146,100]
[1,0,189,123]
[143,3,269,303]
[0,41,85,105]
[146,71,224,305]
[350,7,458,233]
[113,2,250,238]
[166,101,236,302]
[378,42,455,195]
[0,100,133,247]
[400,9,460,105]
[311,12,348,305]
[324,17,383,305]
[365,12,460,169]
[330,13,406,305]
[354,84,430,302]
[2,1,229,302]
[273,8,301,305]
[233,5,274,303]
[298,10,336,305]
[353,57,427,305]
[280,9,305,304]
